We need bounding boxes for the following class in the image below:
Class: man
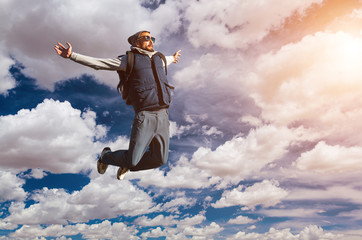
[54,31,181,180]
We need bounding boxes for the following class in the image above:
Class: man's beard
[143,43,154,52]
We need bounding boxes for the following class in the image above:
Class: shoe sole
[97,147,111,174]
[117,167,128,180]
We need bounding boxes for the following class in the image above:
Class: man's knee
[128,160,139,169]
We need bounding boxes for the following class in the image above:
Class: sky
[1,0,362,239]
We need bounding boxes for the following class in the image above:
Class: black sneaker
[117,167,128,180]
[97,147,111,174]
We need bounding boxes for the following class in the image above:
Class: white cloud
[0,0,184,91]
[3,175,156,226]
[183,222,224,238]
[286,184,362,205]
[212,180,288,209]
[298,225,344,240]
[260,208,321,218]
[245,31,362,145]
[169,121,184,138]
[140,227,166,239]
[2,1,362,239]
[0,170,27,202]
[138,214,221,239]
[0,44,16,94]
[138,213,209,239]
[0,99,107,173]
[295,141,362,174]
[227,215,259,225]
[169,120,222,139]
[333,229,362,240]
[9,220,139,240]
[129,156,221,189]
[160,196,197,213]
[228,225,343,240]
[190,125,299,179]
[240,115,263,127]
[5,221,348,240]
[129,125,311,190]
[184,0,323,49]
[173,53,225,89]
[0,220,18,231]
[134,215,177,227]
[337,208,362,221]
[201,125,223,136]
[27,168,48,179]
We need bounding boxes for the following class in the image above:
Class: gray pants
[102,109,169,171]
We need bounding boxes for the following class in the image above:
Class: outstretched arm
[54,42,72,58]
[165,50,182,66]
[54,42,125,71]
[173,50,181,63]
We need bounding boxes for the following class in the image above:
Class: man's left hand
[173,50,181,63]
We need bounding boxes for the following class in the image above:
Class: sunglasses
[138,35,155,43]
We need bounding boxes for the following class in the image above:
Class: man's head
[128,31,155,52]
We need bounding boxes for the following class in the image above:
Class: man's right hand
[54,42,72,58]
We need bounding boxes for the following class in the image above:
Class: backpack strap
[156,52,167,75]
[125,50,135,79]
[116,51,134,94]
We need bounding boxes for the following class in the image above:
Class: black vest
[128,52,173,112]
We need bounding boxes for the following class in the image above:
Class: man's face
[135,32,154,52]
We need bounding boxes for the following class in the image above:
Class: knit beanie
[127,30,150,46]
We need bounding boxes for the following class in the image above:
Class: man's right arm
[70,52,126,71]
[54,42,126,71]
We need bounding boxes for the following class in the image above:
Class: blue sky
[1,0,362,239]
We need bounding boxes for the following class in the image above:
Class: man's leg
[101,111,155,168]
[130,109,169,171]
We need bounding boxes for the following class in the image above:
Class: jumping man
[54,31,181,180]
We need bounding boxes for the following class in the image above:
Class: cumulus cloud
[9,220,139,240]
[24,168,48,179]
[229,225,343,240]
[296,141,362,174]
[160,195,197,213]
[201,125,223,136]
[286,183,362,205]
[183,222,224,238]
[140,222,222,240]
[129,125,312,190]
[260,208,321,218]
[0,0,323,94]
[128,156,221,189]
[173,53,232,89]
[0,99,107,173]
[3,0,362,239]
[227,215,259,225]
[212,180,288,209]
[190,125,300,179]
[137,213,209,239]
[170,118,223,139]
[169,120,185,138]
[134,212,204,227]
[3,175,156,226]
[0,44,16,94]
[134,213,207,229]
[0,0,184,92]
[245,31,362,146]
[0,170,27,202]
[184,0,323,49]
[135,215,177,227]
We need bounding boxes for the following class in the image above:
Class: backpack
[116,51,168,105]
